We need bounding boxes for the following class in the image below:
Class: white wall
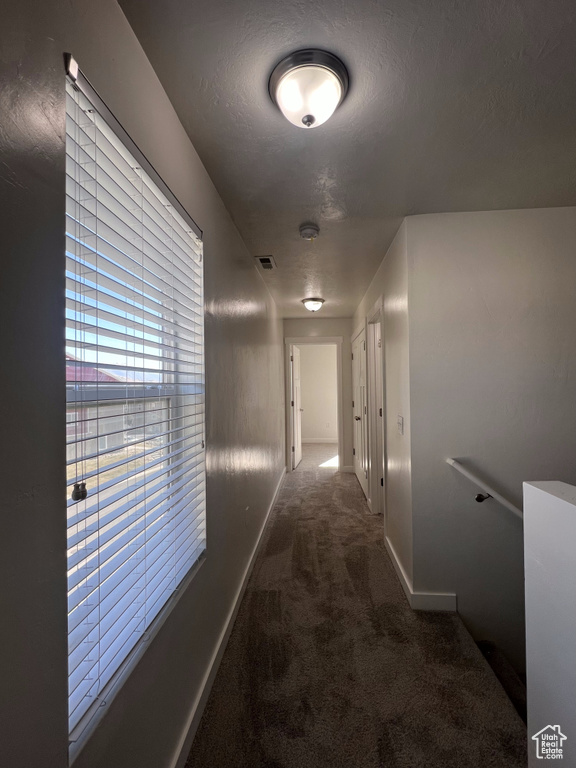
[284,318,354,469]
[353,222,413,583]
[408,208,576,670]
[524,481,576,767]
[299,345,338,442]
[353,208,576,671]
[0,3,285,767]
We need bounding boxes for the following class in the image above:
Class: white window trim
[69,554,206,761]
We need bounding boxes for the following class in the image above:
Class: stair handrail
[446,458,523,520]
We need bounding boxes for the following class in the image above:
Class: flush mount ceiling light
[269,49,349,129]
[302,298,325,312]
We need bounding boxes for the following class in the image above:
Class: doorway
[352,312,386,517]
[285,337,343,472]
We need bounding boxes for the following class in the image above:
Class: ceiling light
[302,298,325,312]
[269,50,349,129]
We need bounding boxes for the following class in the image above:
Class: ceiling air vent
[255,255,277,271]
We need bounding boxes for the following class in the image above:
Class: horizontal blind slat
[66,418,204,468]
[67,427,196,485]
[68,495,205,650]
[67,398,202,431]
[67,447,204,526]
[65,277,202,340]
[66,168,202,278]
[66,109,202,268]
[67,477,206,611]
[67,109,202,264]
[65,263,202,331]
[65,315,202,360]
[67,453,204,576]
[64,292,203,346]
[65,186,202,288]
[64,213,203,305]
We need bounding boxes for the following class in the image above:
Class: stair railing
[446,458,523,520]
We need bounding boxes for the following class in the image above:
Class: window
[65,68,206,735]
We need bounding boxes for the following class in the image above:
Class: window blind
[65,77,206,734]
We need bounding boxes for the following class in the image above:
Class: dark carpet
[186,444,527,768]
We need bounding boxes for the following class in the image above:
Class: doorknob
[355,416,361,421]
[300,408,304,412]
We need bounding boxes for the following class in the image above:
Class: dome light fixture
[269,49,349,129]
[302,298,325,312]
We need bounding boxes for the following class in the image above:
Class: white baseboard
[171,467,286,768]
[384,535,413,603]
[384,535,457,612]
[302,438,338,444]
[341,465,355,473]
[410,591,457,611]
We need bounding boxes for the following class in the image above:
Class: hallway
[186,445,526,768]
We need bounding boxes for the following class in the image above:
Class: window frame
[65,55,206,758]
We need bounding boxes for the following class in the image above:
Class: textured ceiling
[119,0,576,318]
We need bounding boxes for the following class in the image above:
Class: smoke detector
[299,223,320,241]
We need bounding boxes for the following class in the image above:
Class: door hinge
[352,400,355,408]
[292,446,295,452]
[364,406,367,414]
[290,355,293,362]
[379,407,383,417]
[353,448,356,456]
[291,400,294,407]
[380,477,384,487]
[378,338,381,348]
[363,340,366,351]
[351,353,354,360]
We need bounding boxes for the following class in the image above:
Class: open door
[352,329,369,500]
[290,345,302,469]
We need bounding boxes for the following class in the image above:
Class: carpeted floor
[186,444,527,768]
[293,442,340,471]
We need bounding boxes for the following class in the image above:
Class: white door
[291,345,303,469]
[352,330,369,499]
[368,319,385,518]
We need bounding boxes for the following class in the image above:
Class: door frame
[351,326,370,504]
[290,345,303,469]
[366,300,386,520]
[284,337,344,472]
